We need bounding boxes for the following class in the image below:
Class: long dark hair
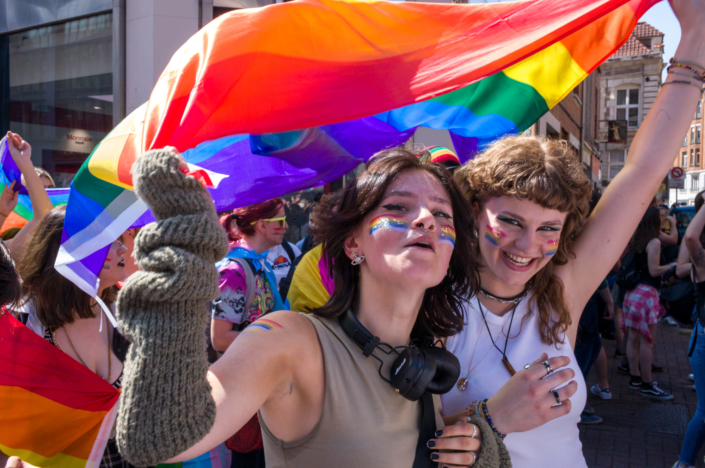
[310,148,479,338]
[0,240,21,307]
[17,206,118,329]
[628,206,661,254]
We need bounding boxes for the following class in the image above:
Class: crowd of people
[0,1,704,467]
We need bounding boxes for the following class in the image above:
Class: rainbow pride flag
[0,313,120,468]
[56,0,659,296]
[0,137,70,233]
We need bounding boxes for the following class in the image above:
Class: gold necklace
[52,323,112,382]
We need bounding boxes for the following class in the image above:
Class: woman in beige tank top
[114,147,580,468]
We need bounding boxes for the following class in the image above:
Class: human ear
[343,232,362,261]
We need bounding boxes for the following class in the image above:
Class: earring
[351,253,365,266]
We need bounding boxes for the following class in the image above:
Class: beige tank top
[258,314,424,468]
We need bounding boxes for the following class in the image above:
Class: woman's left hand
[427,420,482,466]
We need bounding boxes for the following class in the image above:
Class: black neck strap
[338,309,380,357]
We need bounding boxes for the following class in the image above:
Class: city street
[581,323,703,468]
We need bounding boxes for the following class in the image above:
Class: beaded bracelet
[662,80,705,95]
[671,57,705,77]
[479,399,507,439]
[669,59,705,80]
[667,67,705,83]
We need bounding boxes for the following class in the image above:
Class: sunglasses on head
[252,216,287,228]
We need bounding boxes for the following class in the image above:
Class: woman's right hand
[485,353,577,435]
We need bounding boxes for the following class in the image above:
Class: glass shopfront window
[2,13,112,187]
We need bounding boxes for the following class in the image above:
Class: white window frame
[684,151,689,167]
[692,175,700,192]
[697,125,701,145]
[615,87,641,128]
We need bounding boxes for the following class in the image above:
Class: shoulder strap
[301,235,314,254]
[412,392,436,468]
[280,240,295,262]
[227,257,257,313]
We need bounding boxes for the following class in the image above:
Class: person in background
[10,206,131,468]
[0,132,53,265]
[266,237,301,295]
[297,192,324,250]
[674,190,705,468]
[211,199,288,468]
[622,207,676,399]
[575,192,614,424]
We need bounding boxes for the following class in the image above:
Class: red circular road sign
[671,167,685,178]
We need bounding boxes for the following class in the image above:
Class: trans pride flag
[56,0,659,296]
[0,313,120,468]
[0,137,69,233]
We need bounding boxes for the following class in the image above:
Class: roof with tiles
[611,22,663,58]
[633,22,664,38]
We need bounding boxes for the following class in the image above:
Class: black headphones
[338,309,461,401]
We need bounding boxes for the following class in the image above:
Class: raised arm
[684,204,705,279]
[558,0,705,314]
[3,132,53,262]
[115,148,321,466]
[659,217,679,246]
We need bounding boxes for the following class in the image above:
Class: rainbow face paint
[440,225,456,248]
[102,258,111,269]
[369,215,409,236]
[545,240,559,257]
[485,225,505,247]
[249,318,283,331]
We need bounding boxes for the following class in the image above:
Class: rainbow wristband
[480,399,507,439]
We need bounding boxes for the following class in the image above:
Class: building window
[5,13,113,186]
[692,176,700,192]
[610,150,626,163]
[697,101,702,120]
[692,127,696,146]
[697,125,702,144]
[684,151,689,167]
[698,149,702,167]
[616,88,640,127]
[692,149,695,167]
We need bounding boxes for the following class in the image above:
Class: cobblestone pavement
[580,322,702,468]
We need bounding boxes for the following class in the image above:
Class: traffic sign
[670,167,685,179]
[670,167,685,189]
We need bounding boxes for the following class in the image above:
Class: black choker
[480,287,529,305]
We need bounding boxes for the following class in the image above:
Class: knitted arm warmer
[470,416,513,468]
[116,148,229,466]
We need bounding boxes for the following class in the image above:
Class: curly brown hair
[454,136,592,345]
[310,148,479,339]
[18,206,118,329]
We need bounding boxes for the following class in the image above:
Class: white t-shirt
[267,242,301,288]
[441,295,587,468]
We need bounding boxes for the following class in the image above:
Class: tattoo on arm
[248,318,284,331]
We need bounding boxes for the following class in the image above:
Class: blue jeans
[680,320,705,465]
[574,336,602,378]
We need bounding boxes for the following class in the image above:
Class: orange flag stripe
[0,385,107,460]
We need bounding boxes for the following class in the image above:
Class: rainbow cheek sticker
[545,240,559,257]
[485,225,505,247]
[369,215,409,236]
[249,318,284,331]
[440,225,456,248]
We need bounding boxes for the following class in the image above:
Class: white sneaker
[591,384,612,400]
[663,316,679,326]
[672,461,691,468]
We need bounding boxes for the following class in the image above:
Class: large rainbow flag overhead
[56,0,659,296]
[0,313,120,467]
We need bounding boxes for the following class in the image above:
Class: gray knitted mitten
[115,148,229,466]
[470,415,513,468]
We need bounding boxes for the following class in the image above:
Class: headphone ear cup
[424,347,461,395]
[390,348,436,401]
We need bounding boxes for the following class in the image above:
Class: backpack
[616,252,642,291]
[278,236,315,301]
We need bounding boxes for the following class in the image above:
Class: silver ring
[552,389,561,405]
[542,360,554,376]
[469,451,477,465]
[523,363,532,370]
